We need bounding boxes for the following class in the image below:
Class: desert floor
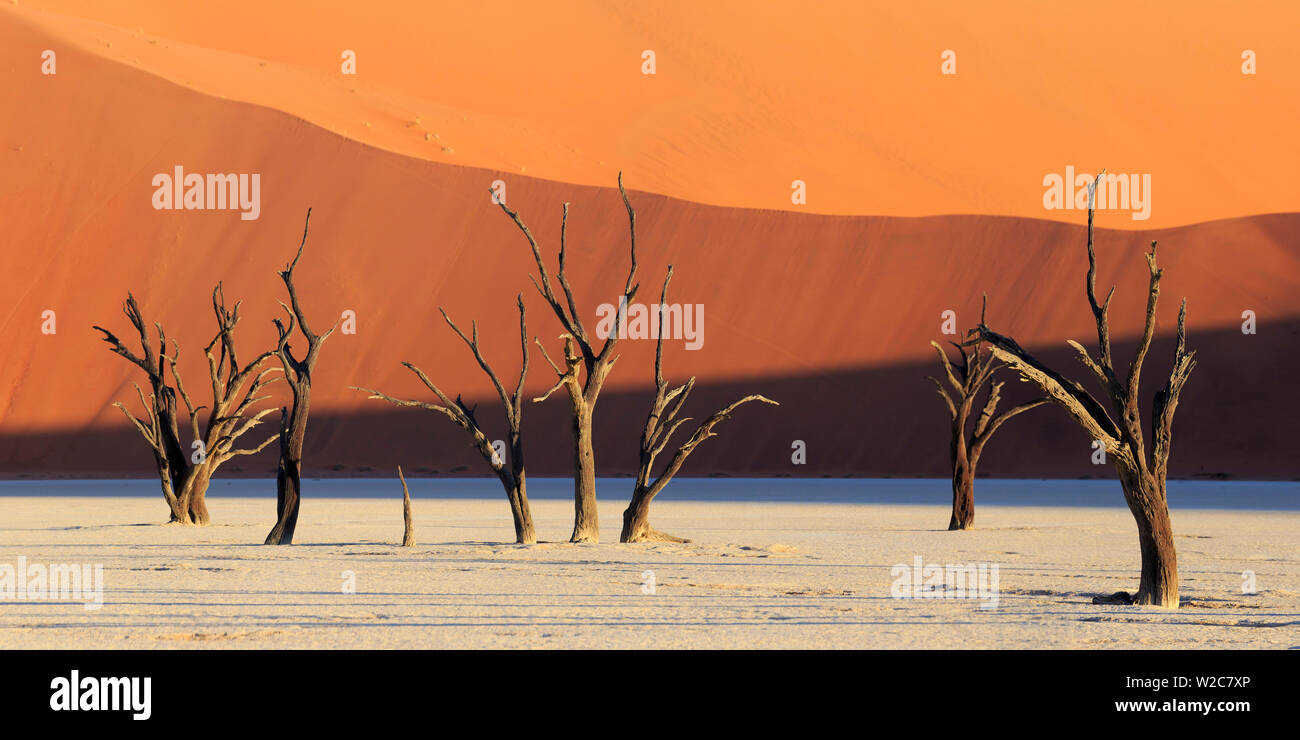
[0,479,1296,649]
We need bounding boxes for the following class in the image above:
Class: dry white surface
[0,479,1296,649]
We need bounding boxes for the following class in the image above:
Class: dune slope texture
[1,2,1297,480]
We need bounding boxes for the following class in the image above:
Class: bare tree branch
[355,297,536,543]
[622,265,777,542]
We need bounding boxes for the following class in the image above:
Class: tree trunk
[946,417,974,530]
[620,489,688,543]
[170,466,213,526]
[506,435,536,544]
[265,406,304,545]
[398,465,415,547]
[267,458,302,545]
[186,467,213,526]
[507,456,536,545]
[1118,466,1179,607]
[948,460,975,531]
[621,490,651,542]
[266,208,332,546]
[160,468,183,524]
[159,450,185,523]
[570,406,599,543]
[508,483,536,545]
[161,395,193,522]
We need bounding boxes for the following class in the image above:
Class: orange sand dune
[1,8,1297,481]
[7,0,1300,226]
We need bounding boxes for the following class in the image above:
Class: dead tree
[499,172,639,543]
[355,296,536,544]
[265,208,337,545]
[929,298,1047,530]
[175,284,282,524]
[969,173,1196,607]
[95,295,190,520]
[620,266,778,542]
[96,288,280,524]
[398,465,415,547]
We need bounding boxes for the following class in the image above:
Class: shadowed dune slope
[5,321,1299,481]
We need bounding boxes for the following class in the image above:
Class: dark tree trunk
[162,462,185,524]
[265,209,334,545]
[267,466,302,545]
[1118,466,1179,606]
[948,461,975,531]
[509,438,536,544]
[571,406,599,543]
[508,482,535,544]
[265,405,304,545]
[160,397,193,518]
[154,365,198,523]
